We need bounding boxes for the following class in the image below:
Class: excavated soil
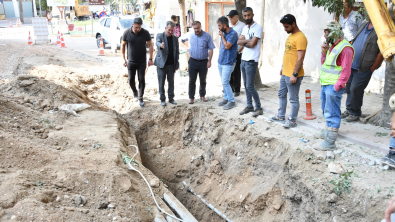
[0,40,393,221]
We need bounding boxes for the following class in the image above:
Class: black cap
[280,14,296,25]
[227,10,238,17]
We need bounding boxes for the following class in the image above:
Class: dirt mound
[0,74,95,112]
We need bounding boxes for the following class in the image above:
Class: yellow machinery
[363,0,395,64]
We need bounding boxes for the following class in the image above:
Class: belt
[190,57,208,62]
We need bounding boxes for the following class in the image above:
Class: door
[206,2,235,48]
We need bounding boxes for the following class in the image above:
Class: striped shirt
[339,10,364,42]
[181,31,215,60]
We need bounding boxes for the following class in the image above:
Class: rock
[303,148,313,155]
[328,162,346,174]
[20,80,35,87]
[376,159,384,166]
[150,178,160,188]
[56,196,61,202]
[108,204,115,209]
[361,159,367,164]
[17,75,35,81]
[368,160,376,166]
[381,165,390,170]
[326,151,335,159]
[264,142,269,147]
[97,201,109,209]
[118,177,132,192]
[83,138,88,141]
[209,160,222,174]
[41,133,48,139]
[333,149,343,155]
[64,195,70,199]
[10,215,16,220]
[220,147,227,160]
[327,193,338,203]
[73,195,87,206]
[55,126,63,130]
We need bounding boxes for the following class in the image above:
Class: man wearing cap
[272,14,307,128]
[313,21,354,151]
[122,17,154,107]
[227,10,245,97]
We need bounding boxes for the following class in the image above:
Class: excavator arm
[363,0,395,64]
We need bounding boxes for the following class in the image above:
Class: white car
[95,15,154,49]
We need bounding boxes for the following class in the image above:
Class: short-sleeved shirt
[180,31,215,60]
[218,28,238,65]
[282,31,308,77]
[230,21,245,51]
[122,28,151,64]
[241,22,262,62]
[352,24,374,70]
[339,10,364,42]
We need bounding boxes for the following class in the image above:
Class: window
[100,18,106,26]
[104,18,112,28]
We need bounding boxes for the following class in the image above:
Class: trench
[120,105,384,222]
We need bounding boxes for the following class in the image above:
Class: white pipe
[183,181,233,222]
[125,145,185,222]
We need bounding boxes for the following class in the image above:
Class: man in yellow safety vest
[314,21,355,151]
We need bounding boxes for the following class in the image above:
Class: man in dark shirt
[121,17,154,107]
[154,21,180,106]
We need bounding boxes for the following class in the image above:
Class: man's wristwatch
[292,73,298,77]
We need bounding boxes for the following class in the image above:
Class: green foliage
[329,170,353,196]
[302,0,354,15]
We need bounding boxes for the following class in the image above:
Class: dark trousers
[188,58,208,99]
[345,68,373,116]
[127,61,146,99]
[229,53,242,93]
[157,65,175,102]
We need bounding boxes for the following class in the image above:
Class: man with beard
[339,0,363,43]
[313,21,354,151]
[180,21,215,104]
[122,17,154,107]
[217,16,239,110]
[237,7,263,117]
[271,14,307,128]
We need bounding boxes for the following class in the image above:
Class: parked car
[95,16,154,49]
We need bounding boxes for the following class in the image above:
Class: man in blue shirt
[217,16,238,110]
[341,16,383,122]
[180,21,216,104]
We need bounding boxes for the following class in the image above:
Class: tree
[303,0,395,126]
[178,0,187,34]
[233,0,264,88]
[19,0,24,23]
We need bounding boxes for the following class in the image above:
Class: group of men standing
[120,5,390,157]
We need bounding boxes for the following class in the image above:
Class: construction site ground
[0,26,394,222]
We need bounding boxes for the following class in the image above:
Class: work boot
[161,101,166,107]
[133,93,139,102]
[251,108,263,117]
[345,114,360,122]
[313,128,327,139]
[234,92,240,97]
[341,110,350,119]
[223,102,236,110]
[218,100,228,106]
[239,106,254,115]
[200,97,208,102]
[313,127,338,151]
[189,99,194,104]
[380,149,395,168]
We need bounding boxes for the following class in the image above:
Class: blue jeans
[218,63,236,102]
[320,85,346,129]
[278,75,304,120]
[241,60,261,109]
[390,137,395,149]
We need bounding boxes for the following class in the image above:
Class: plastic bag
[59,103,91,116]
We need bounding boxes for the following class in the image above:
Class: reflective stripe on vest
[319,39,354,85]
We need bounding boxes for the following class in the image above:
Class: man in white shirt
[237,7,263,117]
[227,10,245,97]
